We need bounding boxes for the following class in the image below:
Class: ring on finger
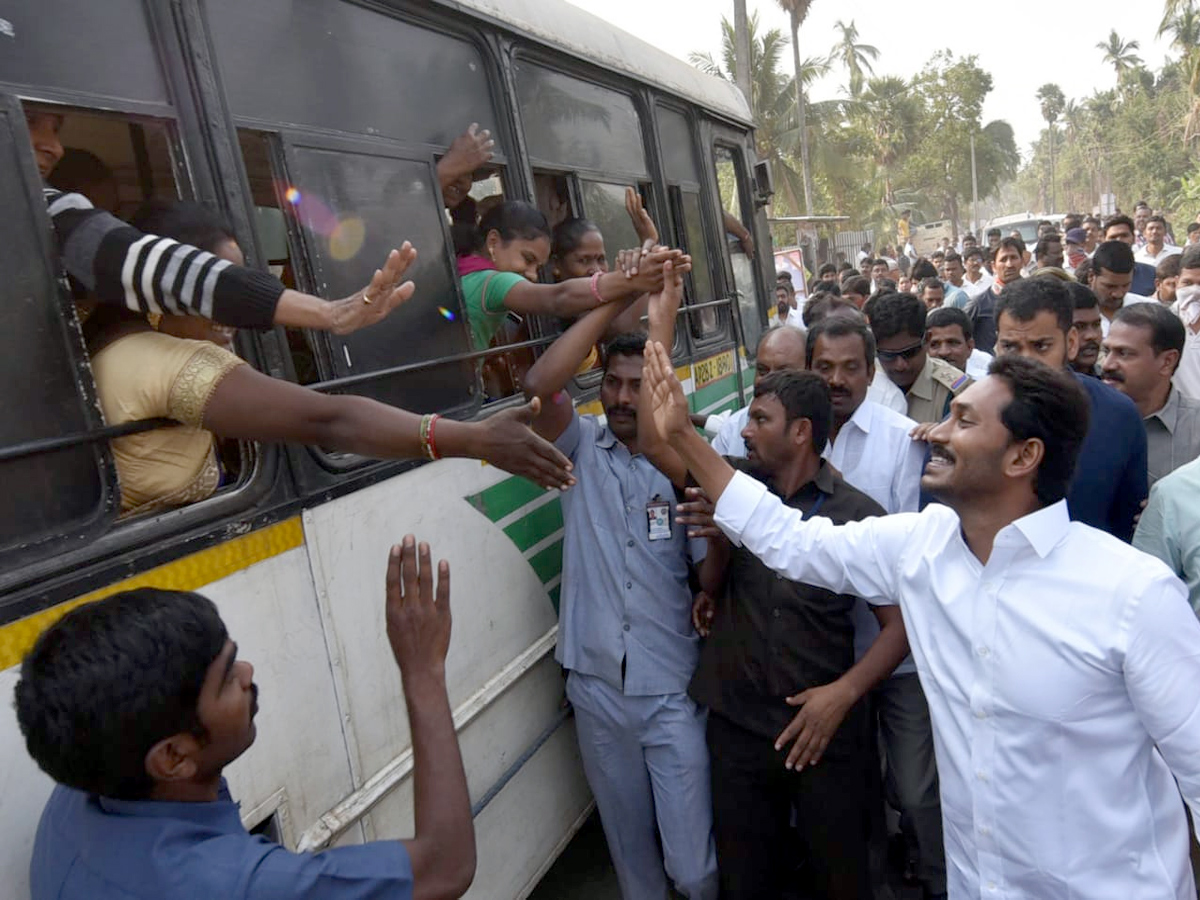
[362,291,373,305]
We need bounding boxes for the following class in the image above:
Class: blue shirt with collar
[31,780,413,900]
[1068,372,1148,543]
[554,413,701,697]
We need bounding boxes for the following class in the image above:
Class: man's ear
[790,417,814,450]
[145,732,204,785]
[1006,437,1044,484]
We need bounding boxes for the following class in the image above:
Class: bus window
[579,180,641,259]
[675,187,720,339]
[714,145,763,353]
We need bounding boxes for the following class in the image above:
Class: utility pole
[970,133,979,238]
[733,0,752,110]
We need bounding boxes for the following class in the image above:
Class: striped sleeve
[45,189,285,330]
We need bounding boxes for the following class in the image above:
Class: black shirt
[689,459,886,748]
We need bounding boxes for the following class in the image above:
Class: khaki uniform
[906,356,971,424]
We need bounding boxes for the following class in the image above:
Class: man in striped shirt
[27,107,411,335]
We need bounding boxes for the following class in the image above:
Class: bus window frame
[709,136,768,357]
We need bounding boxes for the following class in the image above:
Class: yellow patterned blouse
[90,331,246,516]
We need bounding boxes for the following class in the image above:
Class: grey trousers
[875,672,947,896]
[566,670,719,900]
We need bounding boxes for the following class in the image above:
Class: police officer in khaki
[868,291,971,424]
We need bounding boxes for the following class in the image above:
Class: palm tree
[852,75,921,207]
[831,19,879,98]
[1036,83,1065,211]
[1096,30,1143,80]
[777,0,818,214]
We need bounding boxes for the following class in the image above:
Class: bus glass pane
[656,106,699,184]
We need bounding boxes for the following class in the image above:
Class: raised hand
[774,680,856,770]
[625,186,658,246]
[643,340,692,444]
[439,123,495,181]
[330,243,418,335]
[647,258,685,340]
[475,397,576,491]
[385,536,452,683]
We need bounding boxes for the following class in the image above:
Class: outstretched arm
[637,260,691,487]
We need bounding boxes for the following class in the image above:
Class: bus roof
[438,0,754,127]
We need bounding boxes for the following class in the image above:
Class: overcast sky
[567,0,1175,160]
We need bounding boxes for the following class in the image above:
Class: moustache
[606,406,636,418]
[929,444,956,465]
[1102,370,1124,383]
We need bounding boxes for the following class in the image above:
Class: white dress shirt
[714,477,1200,899]
[962,272,994,301]
[1136,244,1183,266]
[824,400,925,674]
[711,406,749,457]
[869,367,909,415]
[965,347,993,380]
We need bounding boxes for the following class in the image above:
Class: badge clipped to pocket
[647,497,672,542]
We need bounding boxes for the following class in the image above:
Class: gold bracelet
[419,414,435,460]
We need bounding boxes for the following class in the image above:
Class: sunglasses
[877,340,925,362]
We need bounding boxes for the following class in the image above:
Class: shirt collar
[1147,387,1180,433]
[96,778,244,831]
[1001,500,1071,559]
[846,398,875,435]
[908,357,935,401]
[768,458,837,503]
[594,421,620,449]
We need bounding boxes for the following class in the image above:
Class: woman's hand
[328,243,419,335]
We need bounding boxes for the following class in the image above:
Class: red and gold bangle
[419,414,434,460]
[427,413,442,460]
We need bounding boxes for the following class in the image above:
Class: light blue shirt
[1135,454,1200,615]
[555,414,701,695]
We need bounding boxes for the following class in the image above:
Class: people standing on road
[1092,240,1151,335]
[1067,282,1105,378]
[1136,215,1182,267]
[1156,255,1182,307]
[1104,215,1158,296]
[1101,303,1200,486]
[993,277,1147,541]
[961,248,993,301]
[712,326,807,458]
[925,307,993,380]
[16,540,477,900]
[522,257,719,900]
[640,342,1200,900]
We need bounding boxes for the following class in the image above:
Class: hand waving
[440,123,495,180]
[476,397,576,491]
[642,340,692,444]
[385,536,452,683]
[625,186,659,245]
[647,258,685,338]
[330,243,418,335]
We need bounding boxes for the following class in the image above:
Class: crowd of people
[12,100,1200,900]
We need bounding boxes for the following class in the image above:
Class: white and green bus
[0,1,776,895]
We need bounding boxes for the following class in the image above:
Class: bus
[0,0,775,895]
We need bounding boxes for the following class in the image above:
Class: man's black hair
[997,235,1025,257]
[965,247,984,262]
[1062,213,1083,232]
[805,314,876,369]
[1064,281,1098,311]
[1113,303,1185,371]
[777,271,795,286]
[911,259,938,280]
[1156,255,1182,280]
[1103,214,1136,236]
[1092,240,1135,276]
[1074,258,1093,286]
[868,291,927,342]
[1187,222,1200,236]
[1145,214,1167,229]
[818,262,838,277]
[987,355,1091,507]
[994,277,1073,334]
[803,293,858,328]
[1083,215,1102,228]
[918,276,944,298]
[1034,234,1062,261]
[926,306,973,341]
[131,200,237,256]
[15,589,228,800]
[753,370,833,454]
[986,227,1002,237]
[1179,243,1200,271]
[602,332,647,373]
[843,275,871,296]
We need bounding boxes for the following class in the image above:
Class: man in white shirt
[1136,215,1183,267]
[771,282,806,329]
[712,326,807,456]
[1093,240,1151,337]
[645,344,1200,900]
[925,307,993,380]
[960,248,993,301]
[805,315,945,898]
[1170,245,1200,399]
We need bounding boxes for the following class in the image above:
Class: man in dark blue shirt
[995,278,1147,541]
[15,539,475,900]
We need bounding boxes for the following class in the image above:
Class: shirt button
[626,581,633,589]
[987,882,997,892]
[974,709,987,720]
[979,824,991,836]
[976,770,988,782]
[627,539,635,547]
[623,623,631,632]
[977,646,990,658]
[772,608,781,618]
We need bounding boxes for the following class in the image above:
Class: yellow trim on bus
[0,517,305,672]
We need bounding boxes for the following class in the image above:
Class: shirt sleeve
[710,416,739,455]
[245,841,413,900]
[713,469,916,604]
[480,271,527,314]
[894,434,925,514]
[1133,482,1180,577]
[47,190,285,330]
[1122,570,1200,835]
[553,411,585,461]
[1112,404,1149,543]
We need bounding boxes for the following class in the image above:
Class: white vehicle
[0,1,775,896]
[985,212,1066,246]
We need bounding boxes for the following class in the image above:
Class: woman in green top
[455,200,670,350]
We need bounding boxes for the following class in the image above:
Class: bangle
[419,414,435,460]
[427,413,441,460]
[590,271,604,305]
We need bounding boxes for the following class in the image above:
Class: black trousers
[707,711,872,900]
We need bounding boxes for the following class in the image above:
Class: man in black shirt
[683,371,909,900]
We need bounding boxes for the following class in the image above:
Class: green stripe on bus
[529,540,564,585]
[467,476,547,523]
[691,374,742,411]
[503,500,564,555]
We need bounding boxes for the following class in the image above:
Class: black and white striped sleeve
[45,189,285,330]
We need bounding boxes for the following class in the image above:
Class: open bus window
[714,144,763,353]
[669,186,720,339]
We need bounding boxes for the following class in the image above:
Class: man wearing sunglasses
[869,292,971,424]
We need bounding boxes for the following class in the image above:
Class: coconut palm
[1036,83,1066,211]
[851,75,921,207]
[777,0,817,214]
[1096,30,1143,80]
[831,19,879,98]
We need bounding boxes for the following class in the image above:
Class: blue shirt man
[33,781,412,900]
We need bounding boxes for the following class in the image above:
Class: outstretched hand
[642,340,692,445]
[385,536,452,683]
[439,123,495,181]
[647,258,685,339]
[476,397,576,491]
[330,243,418,335]
[625,186,658,245]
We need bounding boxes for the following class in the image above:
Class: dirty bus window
[714,144,763,353]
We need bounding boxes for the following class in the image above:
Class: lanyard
[802,492,826,521]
